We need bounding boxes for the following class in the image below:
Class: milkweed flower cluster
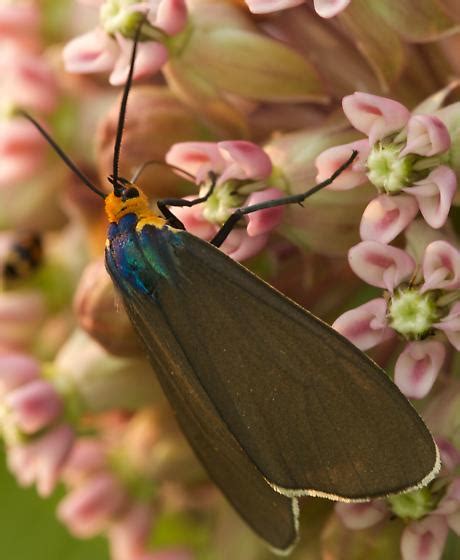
[64,0,188,85]
[165,140,284,261]
[1,1,460,560]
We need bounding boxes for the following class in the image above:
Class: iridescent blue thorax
[105,213,184,295]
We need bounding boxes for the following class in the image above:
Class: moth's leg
[157,172,218,229]
[211,151,358,247]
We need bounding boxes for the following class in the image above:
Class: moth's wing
[106,246,299,553]
[137,228,439,500]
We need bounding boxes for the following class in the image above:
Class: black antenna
[112,19,145,197]
[20,111,106,199]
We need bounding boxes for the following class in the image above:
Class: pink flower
[315,139,370,191]
[394,341,445,399]
[342,92,410,146]
[0,353,39,396]
[8,424,75,496]
[171,187,284,261]
[0,119,47,188]
[63,0,187,85]
[316,93,456,239]
[335,501,388,530]
[360,194,419,244]
[5,379,63,434]
[400,115,451,158]
[245,0,350,18]
[166,141,273,185]
[336,240,460,398]
[58,473,128,537]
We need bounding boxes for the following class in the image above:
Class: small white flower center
[367,143,413,194]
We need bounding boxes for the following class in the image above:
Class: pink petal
[244,0,304,14]
[342,92,410,146]
[436,438,460,474]
[0,353,39,397]
[63,28,118,74]
[0,4,40,49]
[165,142,226,184]
[218,141,273,184]
[401,516,449,560]
[108,504,153,560]
[221,229,269,262]
[348,241,415,292]
[313,0,350,18]
[436,479,460,517]
[246,188,284,237]
[109,36,168,85]
[421,240,460,293]
[62,439,107,485]
[394,341,445,400]
[405,166,456,229]
[58,473,127,537]
[400,115,451,157]
[155,0,188,35]
[315,139,370,191]
[435,302,460,351]
[0,119,47,187]
[332,298,393,351]
[360,194,419,244]
[138,551,193,560]
[5,379,63,434]
[169,197,216,240]
[8,424,75,497]
[335,501,388,530]
[1,48,58,114]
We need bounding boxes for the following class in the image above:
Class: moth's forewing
[106,225,299,553]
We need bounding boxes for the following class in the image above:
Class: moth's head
[104,176,151,223]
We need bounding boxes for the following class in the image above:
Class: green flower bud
[100,0,144,37]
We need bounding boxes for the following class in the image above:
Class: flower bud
[113,408,202,488]
[0,353,40,396]
[0,291,46,351]
[5,379,63,434]
[58,472,128,537]
[96,86,211,198]
[53,330,162,413]
[7,424,75,497]
[74,259,143,357]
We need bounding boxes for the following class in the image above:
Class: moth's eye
[124,187,139,199]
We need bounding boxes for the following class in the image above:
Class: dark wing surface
[133,228,439,501]
[106,239,299,553]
